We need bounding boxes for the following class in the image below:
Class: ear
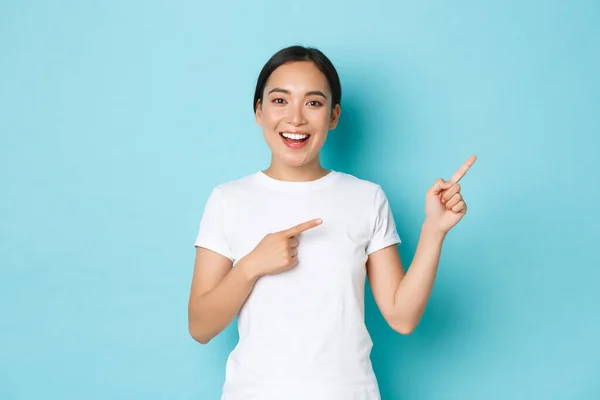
[255,99,263,125]
[328,104,341,130]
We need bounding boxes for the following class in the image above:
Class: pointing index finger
[448,155,477,184]
[281,218,323,237]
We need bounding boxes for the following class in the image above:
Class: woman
[188,45,476,400]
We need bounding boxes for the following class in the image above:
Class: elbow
[191,332,211,345]
[188,302,213,344]
[195,337,212,345]
[189,329,212,345]
[395,325,415,335]
[188,321,212,345]
[390,320,417,335]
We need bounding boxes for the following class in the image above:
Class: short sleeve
[194,187,234,261]
[366,186,401,255]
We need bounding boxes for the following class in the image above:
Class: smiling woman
[253,47,342,178]
[187,45,476,400]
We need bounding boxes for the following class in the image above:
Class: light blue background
[1,1,599,399]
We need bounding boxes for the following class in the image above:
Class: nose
[287,103,307,126]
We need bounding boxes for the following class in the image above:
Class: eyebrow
[267,88,328,99]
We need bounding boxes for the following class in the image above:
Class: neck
[262,157,330,182]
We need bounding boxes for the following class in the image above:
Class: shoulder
[208,172,262,200]
[333,171,384,196]
[332,172,395,215]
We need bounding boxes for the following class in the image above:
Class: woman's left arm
[367,156,477,335]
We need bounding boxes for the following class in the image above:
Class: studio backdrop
[1,0,598,399]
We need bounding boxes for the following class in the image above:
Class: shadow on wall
[321,64,487,399]
[321,96,365,177]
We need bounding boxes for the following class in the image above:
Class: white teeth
[282,132,308,140]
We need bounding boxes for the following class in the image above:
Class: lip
[279,132,311,149]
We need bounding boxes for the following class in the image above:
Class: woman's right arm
[188,218,322,344]
[187,247,260,344]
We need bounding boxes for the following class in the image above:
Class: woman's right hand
[242,218,322,278]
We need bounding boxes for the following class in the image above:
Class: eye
[272,98,286,105]
[307,100,323,107]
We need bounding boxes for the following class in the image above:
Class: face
[255,61,341,169]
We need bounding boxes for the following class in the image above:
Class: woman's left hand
[424,155,477,234]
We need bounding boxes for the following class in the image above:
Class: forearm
[189,258,260,344]
[392,221,446,330]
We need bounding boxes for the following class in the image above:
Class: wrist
[237,254,263,282]
[422,220,448,241]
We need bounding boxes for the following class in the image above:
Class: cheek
[262,106,286,125]
[310,109,331,128]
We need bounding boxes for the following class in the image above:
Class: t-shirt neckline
[253,169,340,192]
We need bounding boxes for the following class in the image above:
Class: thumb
[430,179,453,196]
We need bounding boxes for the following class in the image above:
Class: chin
[278,153,314,168]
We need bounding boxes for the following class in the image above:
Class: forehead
[265,61,330,93]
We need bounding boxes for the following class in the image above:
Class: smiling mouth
[279,132,311,149]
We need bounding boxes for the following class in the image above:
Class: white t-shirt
[194,170,401,400]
